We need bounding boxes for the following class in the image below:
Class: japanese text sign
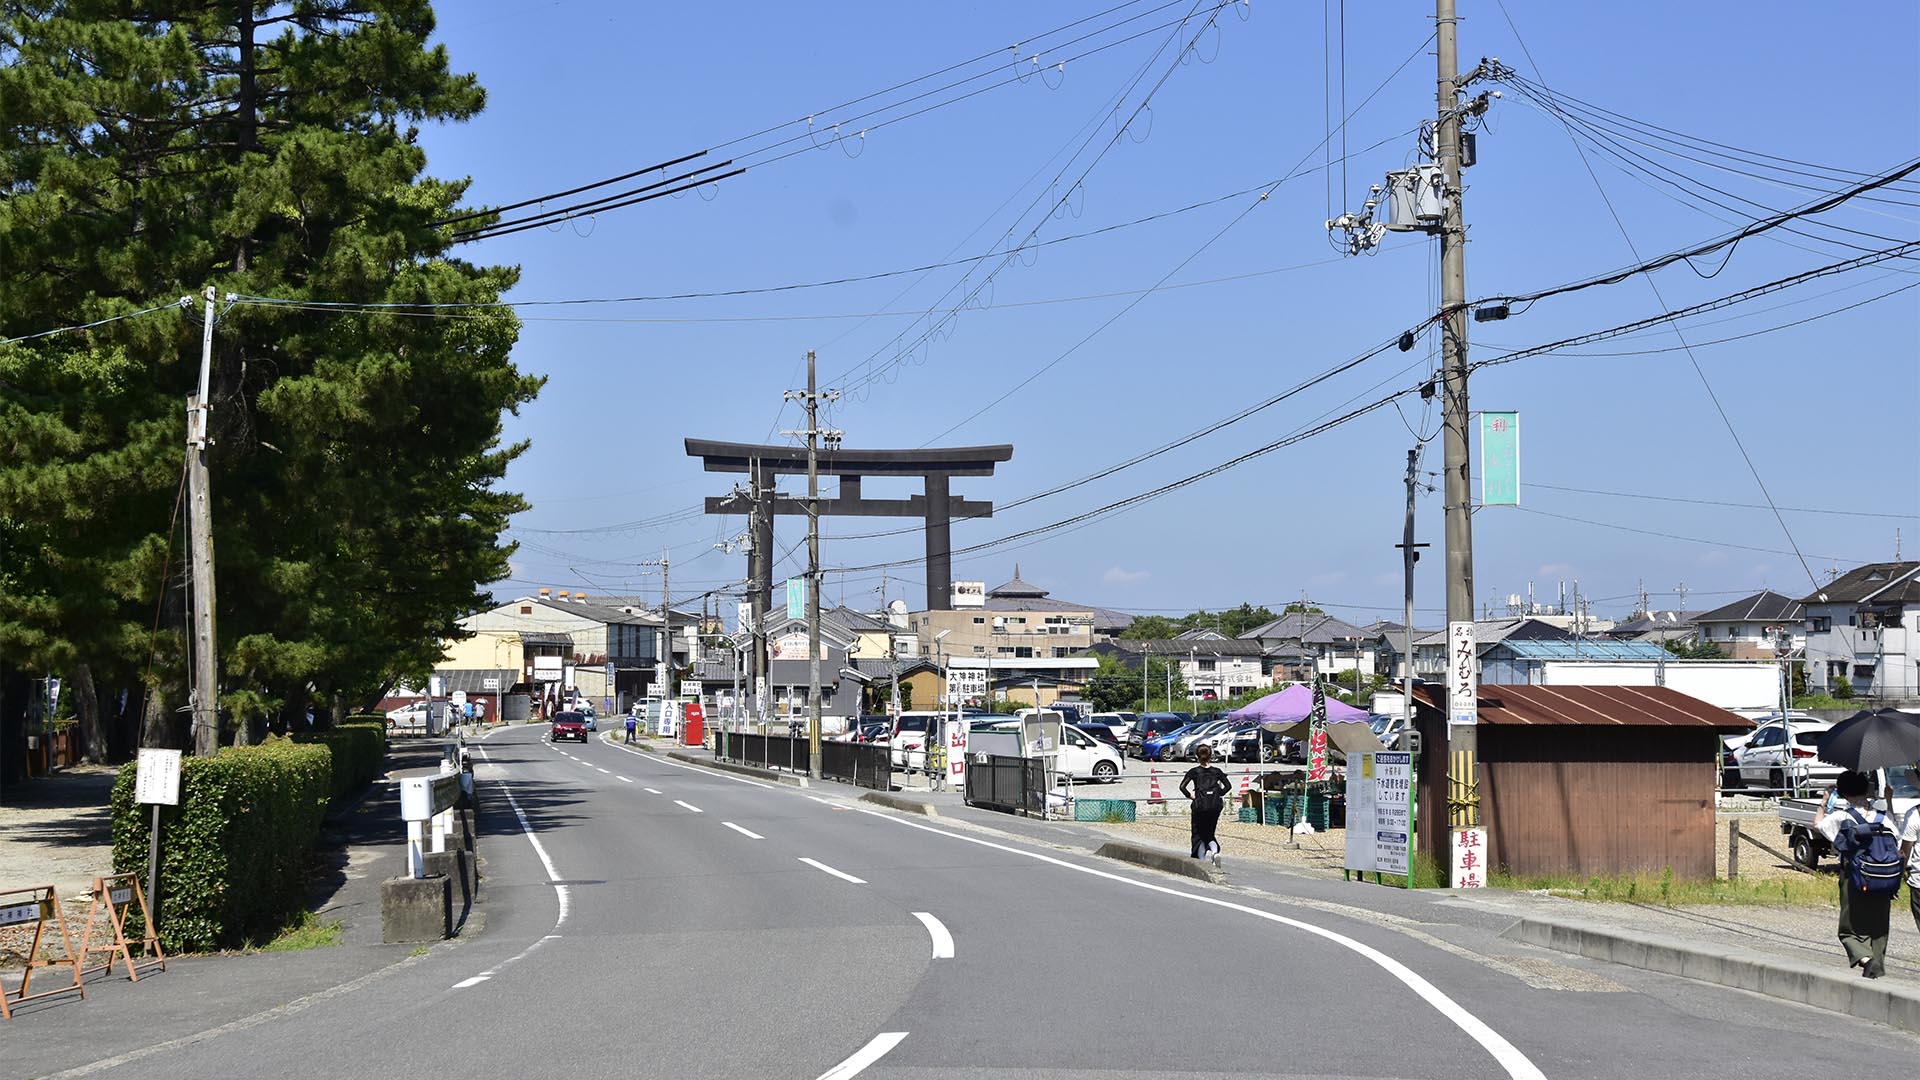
[1447,621,1477,727]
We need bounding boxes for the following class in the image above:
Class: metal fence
[819,740,891,790]
[964,754,1047,815]
[718,732,811,776]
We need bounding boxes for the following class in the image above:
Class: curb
[860,792,939,817]
[1094,839,1224,884]
[1503,915,1920,1035]
[664,751,809,788]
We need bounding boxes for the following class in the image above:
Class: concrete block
[1093,840,1224,884]
[1883,986,1920,1035]
[423,850,472,915]
[381,874,450,943]
[859,792,939,817]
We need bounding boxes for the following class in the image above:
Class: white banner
[1451,828,1487,888]
[1447,621,1477,726]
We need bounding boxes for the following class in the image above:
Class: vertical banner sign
[1480,411,1520,505]
[1447,621,1478,727]
[604,660,616,713]
[1307,682,1330,782]
[785,576,805,620]
[1451,827,1487,888]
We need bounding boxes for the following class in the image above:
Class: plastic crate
[1237,806,1259,824]
[1074,798,1137,823]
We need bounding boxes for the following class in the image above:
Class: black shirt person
[1180,743,1233,864]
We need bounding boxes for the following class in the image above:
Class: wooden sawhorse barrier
[0,884,85,1019]
[80,873,166,983]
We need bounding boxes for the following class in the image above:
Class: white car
[385,702,429,734]
[889,712,945,772]
[1731,718,1839,792]
[1053,724,1124,783]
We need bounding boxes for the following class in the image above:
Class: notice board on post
[1344,751,1414,884]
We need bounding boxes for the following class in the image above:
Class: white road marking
[596,767,611,774]
[618,776,633,783]
[452,976,489,989]
[808,796,837,805]
[814,1031,907,1080]
[798,857,866,884]
[912,911,954,959]
[644,787,663,794]
[674,800,704,813]
[501,781,568,920]
[603,740,776,787]
[723,821,765,840]
[852,808,1546,1080]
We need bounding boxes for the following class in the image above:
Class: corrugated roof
[1492,639,1673,661]
[1413,682,1749,730]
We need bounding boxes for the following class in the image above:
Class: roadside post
[133,747,182,918]
[0,885,86,1018]
[79,873,166,982]
[400,771,463,878]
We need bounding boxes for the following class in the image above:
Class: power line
[1507,506,1869,566]
[1527,481,1920,521]
[0,296,192,346]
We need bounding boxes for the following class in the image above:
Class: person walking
[1819,769,1903,978]
[1180,742,1232,866]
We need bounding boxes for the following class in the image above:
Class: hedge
[110,738,332,952]
[294,718,388,802]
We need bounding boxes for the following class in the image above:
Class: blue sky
[420,0,1919,625]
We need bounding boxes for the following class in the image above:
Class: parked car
[1084,712,1133,744]
[889,712,947,772]
[1072,722,1123,753]
[1055,724,1124,782]
[1167,717,1236,760]
[550,712,589,743]
[1228,726,1296,763]
[1127,712,1192,758]
[386,702,429,734]
[1730,717,1839,792]
[1141,722,1204,762]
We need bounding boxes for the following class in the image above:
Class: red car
[550,712,589,743]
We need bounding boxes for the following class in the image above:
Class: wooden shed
[1415,683,1752,879]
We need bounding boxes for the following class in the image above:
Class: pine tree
[0,3,539,752]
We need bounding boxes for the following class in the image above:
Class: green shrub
[110,738,332,953]
[294,719,388,802]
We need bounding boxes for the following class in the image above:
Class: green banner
[1480,411,1520,505]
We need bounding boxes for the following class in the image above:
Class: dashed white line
[808,796,837,805]
[798,857,865,884]
[602,740,775,787]
[452,976,489,989]
[912,912,954,959]
[723,822,765,840]
[674,800,704,813]
[644,787,663,795]
[815,1031,907,1080]
[618,776,633,783]
[596,767,611,774]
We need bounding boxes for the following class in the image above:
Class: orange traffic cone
[1148,767,1164,802]
[1238,770,1253,799]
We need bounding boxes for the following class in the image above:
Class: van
[968,720,1123,783]
[1127,712,1192,758]
[889,711,946,772]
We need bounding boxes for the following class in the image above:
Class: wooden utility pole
[784,352,839,780]
[187,286,221,756]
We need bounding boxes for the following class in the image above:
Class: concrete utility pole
[1397,447,1426,747]
[747,463,768,723]
[187,285,221,756]
[659,548,671,704]
[784,351,839,780]
[1436,0,1475,652]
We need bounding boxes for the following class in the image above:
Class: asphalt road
[26,723,1920,1079]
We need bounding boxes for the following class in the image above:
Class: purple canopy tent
[1227,683,1369,728]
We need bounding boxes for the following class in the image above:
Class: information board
[1343,751,1413,880]
[1447,621,1477,727]
[134,748,182,806]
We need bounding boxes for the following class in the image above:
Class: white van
[889,711,946,772]
[985,714,1123,783]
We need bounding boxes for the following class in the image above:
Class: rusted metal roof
[1413,682,1751,731]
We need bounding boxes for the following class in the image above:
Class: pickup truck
[1779,767,1920,869]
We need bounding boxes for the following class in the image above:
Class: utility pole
[1436,0,1475,663]
[747,464,768,724]
[1396,448,1428,747]
[659,549,671,706]
[187,286,221,756]
[784,351,839,780]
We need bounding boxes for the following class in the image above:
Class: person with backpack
[1180,742,1233,866]
[1898,766,1920,933]
[1818,770,1903,978]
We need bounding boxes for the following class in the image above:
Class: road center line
[799,857,866,884]
[851,807,1545,1080]
[644,787,663,794]
[596,767,610,774]
[674,799,704,813]
[602,740,776,787]
[618,776,633,783]
[815,1031,907,1080]
[912,912,954,959]
[723,821,765,840]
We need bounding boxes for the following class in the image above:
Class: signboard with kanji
[1451,827,1487,888]
[134,748,182,806]
[1344,751,1414,882]
[1447,620,1477,727]
[1480,411,1519,505]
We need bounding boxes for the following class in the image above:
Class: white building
[1690,590,1805,659]
[1800,562,1920,698]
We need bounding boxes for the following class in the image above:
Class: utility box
[1383,165,1445,230]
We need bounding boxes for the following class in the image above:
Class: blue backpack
[1835,808,1905,895]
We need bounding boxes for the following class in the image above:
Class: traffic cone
[1238,770,1253,799]
[1149,768,1164,802]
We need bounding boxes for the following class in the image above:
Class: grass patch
[409,944,430,958]
[252,911,343,953]
[1489,866,1838,908]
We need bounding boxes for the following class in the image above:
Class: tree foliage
[1118,603,1279,641]
[1082,651,1188,712]
[0,3,538,750]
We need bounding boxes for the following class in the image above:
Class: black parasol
[1815,708,1920,773]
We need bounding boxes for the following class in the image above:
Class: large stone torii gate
[685,437,1013,648]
